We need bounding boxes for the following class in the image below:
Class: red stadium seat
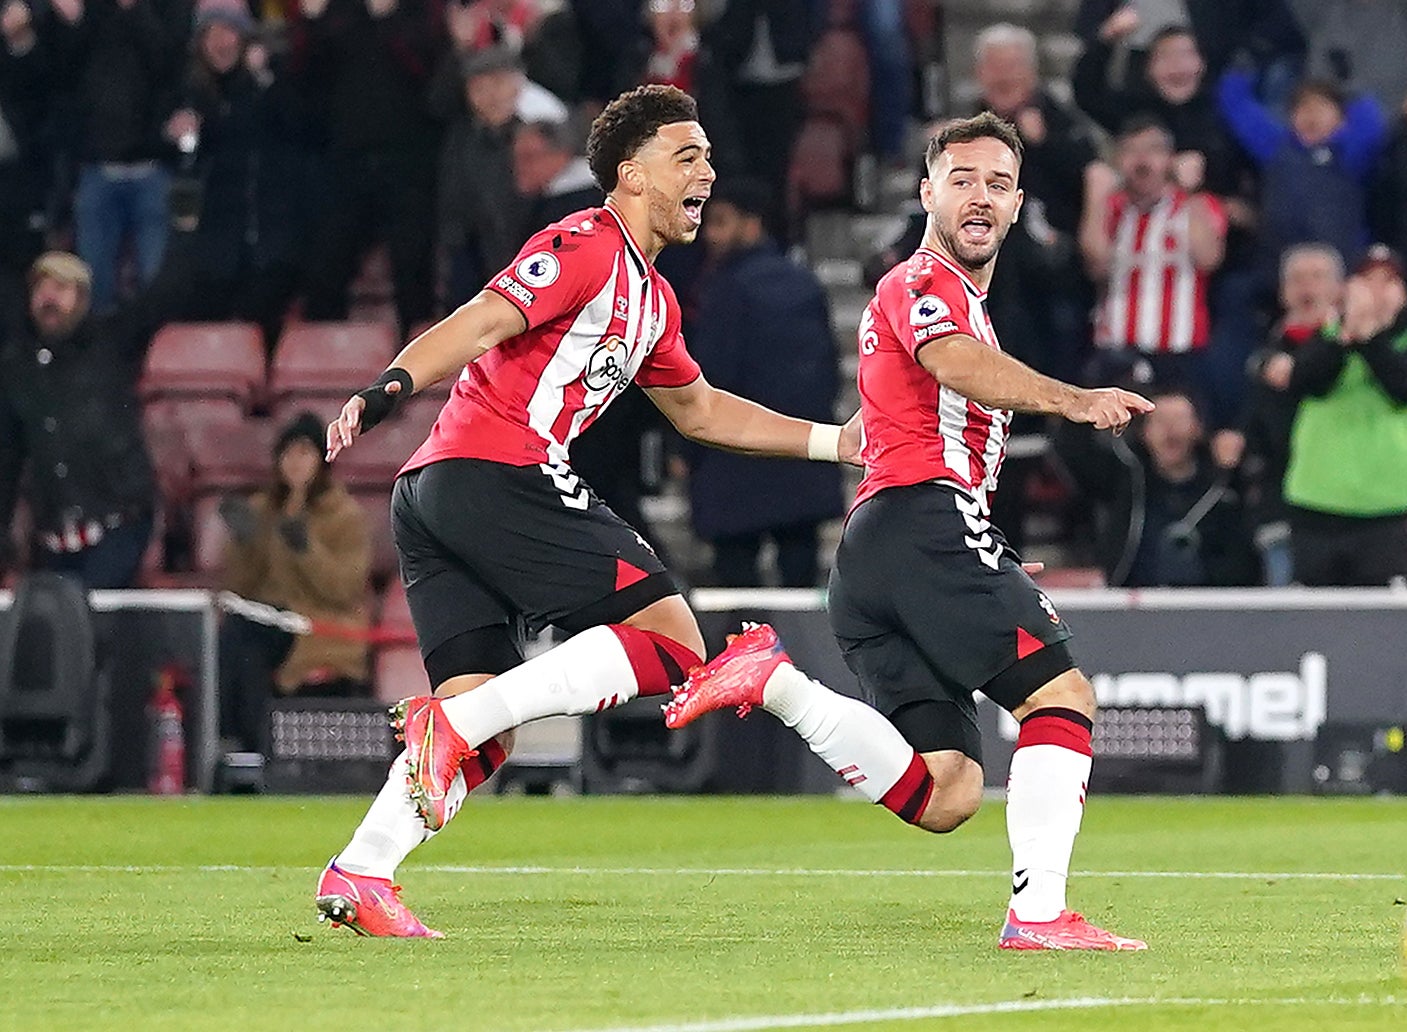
[139,322,266,408]
[187,418,276,494]
[269,322,399,404]
[335,414,431,490]
[374,580,427,702]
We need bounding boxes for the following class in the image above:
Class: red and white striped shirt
[402,205,701,474]
[853,248,1012,509]
[1093,189,1225,354]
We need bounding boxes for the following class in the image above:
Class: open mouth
[682,195,707,225]
[959,214,993,243]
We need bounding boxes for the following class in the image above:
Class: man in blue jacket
[684,177,844,587]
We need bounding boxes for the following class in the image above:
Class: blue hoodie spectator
[1218,69,1386,289]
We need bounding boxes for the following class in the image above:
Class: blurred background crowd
[2,0,1406,709]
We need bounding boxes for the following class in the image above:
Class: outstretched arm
[327,289,526,458]
[917,333,1154,431]
[644,376,861,464]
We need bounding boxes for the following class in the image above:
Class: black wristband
[355,367,414,433]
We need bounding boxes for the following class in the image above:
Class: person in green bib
[1283,244,1407,585]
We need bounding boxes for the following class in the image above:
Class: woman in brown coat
[218,412,371,753]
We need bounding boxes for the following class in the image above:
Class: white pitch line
[0,864,1400,881]
[554,995,1404,1032]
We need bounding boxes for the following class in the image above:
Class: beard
[647,185,697,246]
[933,213,1009,272]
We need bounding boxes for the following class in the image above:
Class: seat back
[140,323,266,408]
[270,322,398,401]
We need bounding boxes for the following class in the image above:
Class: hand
[163,109,200,145]
[217,495,259,544]
[1172,151,1206,192]
[1098,5,1139,43]
[245,41,271,82]
[1262,352,1294,390]
[1065,386,1156,434]
[1376,276,1406,330]
[277,517,309,552]
[1341,276,1378,343]
[838,409,864,466]
[1211,429,1245,470]
[2,0,32,44]
[446,0,486,51]
[366,0,397,17]
[300,0,330,18]
[1015,106,1046,146]
[1084,160,1120,201]
[327,375,406,460]
[50,0,82,24]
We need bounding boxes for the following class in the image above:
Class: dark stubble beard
[647,184,692,247]
[933,212,1008,272]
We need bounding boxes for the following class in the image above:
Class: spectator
[218,412,371,754]
[967,24,1099,382]
[1079,118,1228,416]
[683,178,843,587]
[0,243,199,588]
[1301,0,1407,114]
[432,4,568,126]
[444,0,580,105]
[1074,0,1303,81]
[0,0,51,281]
[512,117,600,231]
[47,0,186,313]
[1219,67,1386,294]
[1282,244,1407,586]
[165,0,321,345]
[702,0,808,221]
[855,0,911,165]
[1055,383,1259,587]
[971,23,1095,238]
[437,45,537,307]
[1232,243,1346,586]
[294,0,443,331]
[1074,22,1243,199]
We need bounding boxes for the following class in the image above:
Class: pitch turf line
[558,995,1405,1032]
[0,864,1401,880]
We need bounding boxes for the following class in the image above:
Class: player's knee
[915,775,983,834]
[1013,668,1097,722]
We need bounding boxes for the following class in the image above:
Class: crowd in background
[2,0,1406,662]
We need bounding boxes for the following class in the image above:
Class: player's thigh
[412,458,682,638]
[391,472,525,690]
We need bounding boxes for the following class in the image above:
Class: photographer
[1055,382,1258,587]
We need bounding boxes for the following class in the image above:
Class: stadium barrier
[1,587,1404,794]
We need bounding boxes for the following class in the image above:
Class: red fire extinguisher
[147,664,187,795]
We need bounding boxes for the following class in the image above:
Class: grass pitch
[1,794,1403,1031]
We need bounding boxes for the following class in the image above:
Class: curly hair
[924,111,1024,171]
[587,85,700,192]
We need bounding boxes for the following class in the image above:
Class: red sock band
[1016,707,1093,757]
[609,626,703,698]
[462,735,509,791]
[879,752,935,825]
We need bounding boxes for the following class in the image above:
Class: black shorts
[392,458,678,678]
[827,482,1075,763]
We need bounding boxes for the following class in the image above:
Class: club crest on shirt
[516,251,560,288]
[584,336,631,393]
[910,294,950,326]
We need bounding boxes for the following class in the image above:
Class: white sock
[335,751,467,881]
[1005,720,1092,922]
[437,625,637,747]
[762,663,926,810]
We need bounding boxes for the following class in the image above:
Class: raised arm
[916,333,1153,431]
[327,289,526,458]
[643,375,861,464]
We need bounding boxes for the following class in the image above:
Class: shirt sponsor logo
[910,294,950,326]
[584,336,631,393]
[913,320,959,342]
[495,274,536,307]
[859,308,878,355]
[516,251,560,288]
